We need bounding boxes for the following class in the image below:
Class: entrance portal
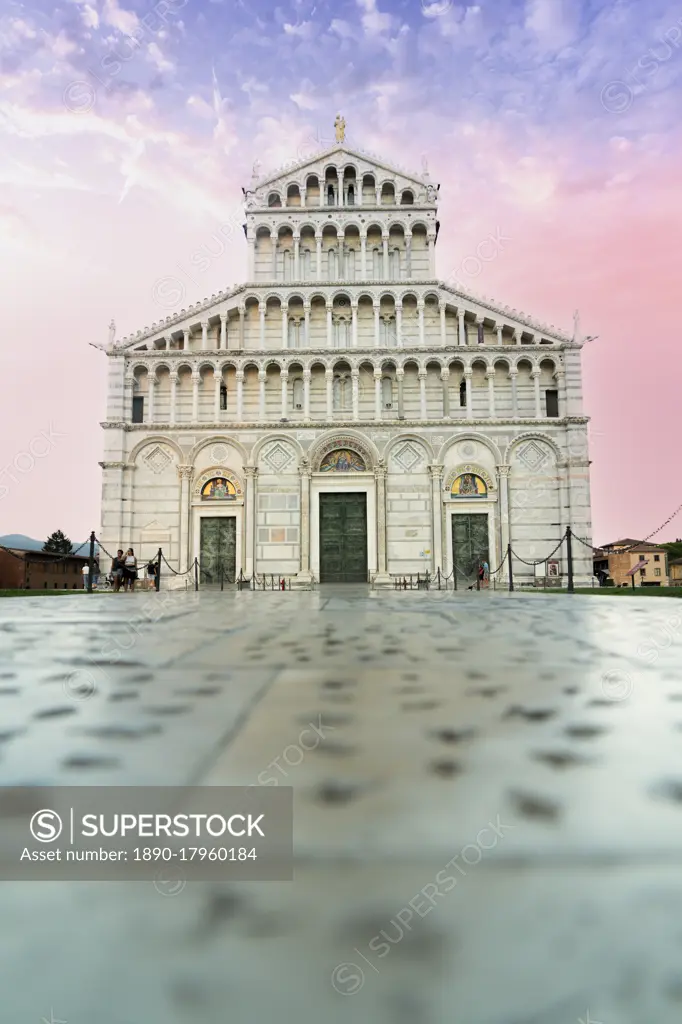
[319,493,368,583]
[200,517,237,583]
[452,513,489,586]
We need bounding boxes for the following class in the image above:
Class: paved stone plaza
[1,589,682,1023]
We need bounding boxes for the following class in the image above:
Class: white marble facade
[99,140,593,585]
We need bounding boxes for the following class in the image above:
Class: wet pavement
[1,588,682,1023]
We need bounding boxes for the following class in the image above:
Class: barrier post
[508,544,514,592]
[155,547,162,592]
[194,558,199,592]
[566,526,574,594]
[87,531,95,593]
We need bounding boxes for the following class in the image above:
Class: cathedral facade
[99,136,593,587]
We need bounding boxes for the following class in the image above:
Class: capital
[169,371,178,383]
[258,369,266,381]
[292,232,300,241]
[351,368,359,379]
[458,309,466,319]
[177,465,193,481]
[428,464,444,479]
[485,368,495,379]
[374,368,382,380]
[220,312,227,322]
[303,301,311,313]
[325,368,334,379]
[417,369,427,380]
[464,368,473,379]
[374,464,388,480]
[201,319,208,328]
[531,368,541,378]
[302,369,311,380]
[475,315,484,325]
[238,305,245,316]
[235,369,245,381]
[497,464,511,478]
[554,368,565,378]
[440,368,450,380]
[509,369,518,378]
[213,368,223,380]
[439,300,446,311]
[417,298,425,309]
[396,367,405,379]
[244,466,258,479]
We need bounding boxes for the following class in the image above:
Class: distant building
[669,557,682,585]
[595,539,669,587]
[0,544,92,590]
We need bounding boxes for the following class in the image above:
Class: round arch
[437,432,503,465]
[188,434,249,467]
[128,434,184,465]
[504,432,562,467]
[309,430,379,472]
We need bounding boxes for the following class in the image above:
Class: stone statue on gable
[334,114,346,143]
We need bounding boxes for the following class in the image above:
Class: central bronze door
[452,513,489,586]
[200,516,237,583]
[319,493,368,583]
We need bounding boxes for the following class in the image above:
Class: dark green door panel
[200,517,237,582]
[319,493,368,583]
[452,514,489,584]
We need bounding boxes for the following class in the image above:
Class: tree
[661,539,682,561]
[43,530,73,554]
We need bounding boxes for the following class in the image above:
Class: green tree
[661,540,682,561]
[43,530,73,554]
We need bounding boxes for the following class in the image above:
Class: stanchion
[220,564,224,591]
[508,544,514,592]
[566,526,574,594]
[155,547,162,592]
[87,531,95,593]
[194,558,199,592]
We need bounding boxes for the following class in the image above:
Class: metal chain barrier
[510,534,565,567]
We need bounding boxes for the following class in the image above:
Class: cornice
[121,344,567,362]
[247,205,436,216]
[251,143,433,191]
[116,416,585,432]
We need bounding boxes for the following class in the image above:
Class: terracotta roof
[601,539,668,553]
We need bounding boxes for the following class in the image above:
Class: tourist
[81,563,89,589]
[482,560,490,588]
[111,549,124,592]
[123,548,138,592]
[146,559,158,590]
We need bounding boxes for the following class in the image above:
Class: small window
[477,322,484,345]
[132,396,144,423]
[347,184,355,205]
[545,390,559,418]
[655,568,661,576]
[459,380,467,407]
[640,568,646,577]
[654,554,660,562]
[220,383,227,410]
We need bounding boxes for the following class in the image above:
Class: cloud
[81,5,99,30]
[101,0,139,36]
[283,21,314,39]
[147,41,174,72]
[329,18,354,39]
[356,0,392,37]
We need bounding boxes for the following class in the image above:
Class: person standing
[482,560,490,588]
[81,563,89,590]
[123,548,138,592]
[111,549,124,592]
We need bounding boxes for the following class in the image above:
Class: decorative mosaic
[452,473,487,497]
[143,446,172,474]
[262,441,295,473]
[193,467,242,499]
[517,440,550,472]
[201,477,237,501]
[320,449,366,472]
[311,434,374,472]
[393,442,424,473]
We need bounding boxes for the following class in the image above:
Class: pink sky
[1,0,680,547]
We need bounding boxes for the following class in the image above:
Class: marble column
[496,324,504,345]
[418,300,425,347]
[510,370,518,417]
[351,370,359,421]
[429,464,444,572]
[375,185,381,205]
[441,369,450,418]
[177,465,193,572]
[405,237,412,278]
[418,370,427,420]
[439,302,446,346]
[281,305,288,349]
[498,465,511,577]
[374,464,391,587]
[236,370,244,421]
[244,467,257,576]
[464,368,473,421]
[458,310,467,347]
[514,329,522,347]
[280,370,289,419]
[271,240,278,279]
[360,234,367,278]
[124,375,134,421]
[555,369,566,417]
[351,303,358,347]
[303,369,311,422]
[219,313,227,350]
[396,304,402,349]
[238,307,245,348]
[326,303,333,348]
[487,369,496,418]
[374,369,382,421]
[201,321,208,351]
[427,235,435,276]
[382,234,389,279]
[300,187,306,209]
[297,464,312,582]
[191,373,200,422]
[396,368,405,419]
[325,368,333,419]
[213,371,222,421]
[304,303,311,348]
[147,378,156,424]
[259,303,266,349]
[258,369,266,419]
[373,302,380,347]
[532,369,542,418]
[316,235,322,280]
[169,372,177,426]
[293,234,300,279]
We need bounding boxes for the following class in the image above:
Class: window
[640,568,646,576]
[459,380,467,408]
[301,248,311,280]
[654,554,660,562]
[293,377,304,410]
[282,249,293,282]
[347,184,355,205]
[132,396,144,423]
[655,567,661,576]
[328,247,338,281]
[382,376,393,409]
[372,247,382,279]
[389,248,401,279]
[344,247,356,281]
[220,384,227,410]
[545,390,559,418]
[379,317,396,347]
[288,319,301,349]
[334,318,350,348]
[333,373,351,411]
[327,184,336,205]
